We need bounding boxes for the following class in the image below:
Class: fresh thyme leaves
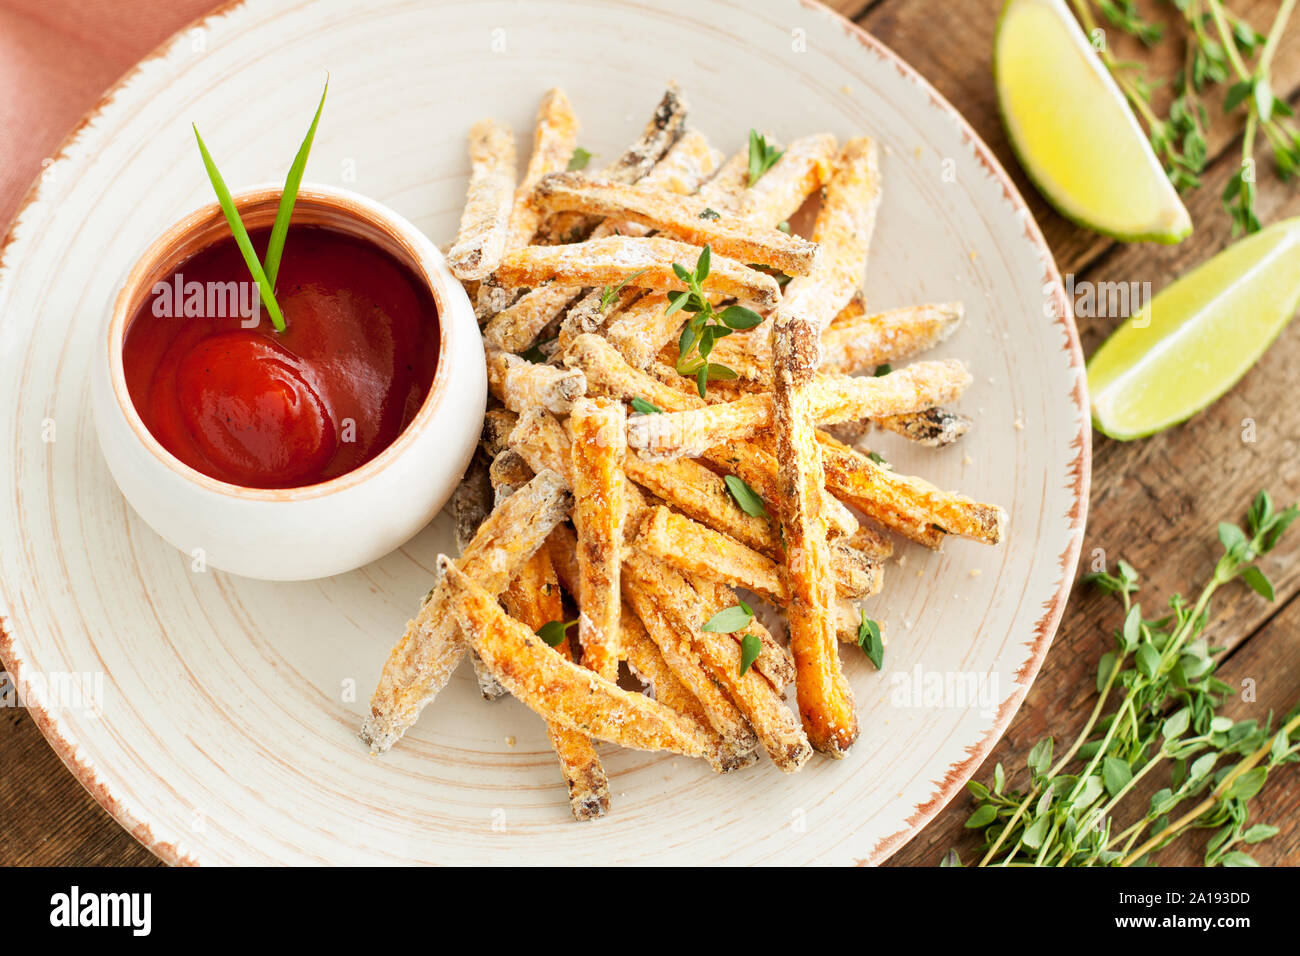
[702,600,754,633]
[536,618,579,647]
[599,268,647,311]
[630,396,663,415]
[724,474,767,519]
[777,220,791,233]
[666,245,763,397]
[747,129,785,186]
[193,79,328,333]
[567,147,593,171]
[874,363,892,377]
[867,451,889,468]
[957,490,1300,867]
[857,613,884,669]
[739,633,762,676]
[1073,0,1300,233]
[698,207,721,220]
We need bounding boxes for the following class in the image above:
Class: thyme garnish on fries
[665,244,764,397]
[537,618,579,647]
[747,129,785,186]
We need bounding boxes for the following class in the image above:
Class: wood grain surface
[3,0,1299,866]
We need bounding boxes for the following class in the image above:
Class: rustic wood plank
[858,0,1300,275]
[891,588,1300,866]
[0,705,159,866]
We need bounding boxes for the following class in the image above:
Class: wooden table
[3,0,1299,866]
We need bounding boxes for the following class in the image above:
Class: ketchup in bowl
[123,225,440,489]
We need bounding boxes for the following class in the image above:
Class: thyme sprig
[955,490,1300,867]
[1071,0,1300,233]
[665,245,763,398]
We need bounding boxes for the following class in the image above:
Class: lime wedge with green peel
[1088,218,1300,440]
[995,0,1192,243]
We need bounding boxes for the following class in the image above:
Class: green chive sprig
[193,79,328,333]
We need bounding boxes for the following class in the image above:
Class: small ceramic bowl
[91,184,486,580]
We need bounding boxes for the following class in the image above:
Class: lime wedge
[1088,218,1300,440]
[994,0,1192,243]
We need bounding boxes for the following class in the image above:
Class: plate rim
[0,0,1091,866]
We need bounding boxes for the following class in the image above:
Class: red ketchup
[123,226,440,488]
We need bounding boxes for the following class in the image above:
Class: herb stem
[1257,0,1297,81]
[1206,0,1252,81]
[1119,710,1300,866]
[978,631,1131,867]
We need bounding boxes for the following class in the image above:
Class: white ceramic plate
[0,0,1088,865]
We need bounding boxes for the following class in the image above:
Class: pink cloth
[0,0,219,232]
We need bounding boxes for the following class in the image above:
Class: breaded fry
[569,398,627,681]
[361,470,573,752]
[682,574,795,689]
[554,283,643,354]
[692,292,866,384]
[638,504,879,602]
[603,137,829,371]
[638,504,784,603]
[509,407,576,487]
[507,88,580,250]
[511,409,796,689]
[447,120,517,281]
[820,302,965,375]
[629,129,724,201]
[545,523,581,596]
[848,522,894,560]
[540,86,688,243]
[694,146,751,214]
[450,451,508,700]
[486,348,587,414]
[481,407,520,458]
[622,552,759,763]
[771,307,858,756]
[497,521,610,822]
[781,137,882,332]
[604,292,692,370]
[829,538,885,598]
[603,85,688,185]
[488,449,534,503]
[627,393,770,461]
[496,236,782,310]
[691,146,754,214]
[626,548,810,771]
[486,131,723,353]
[622,454,773,554]
[620,606,748,773]
[815,431,1007,547]
[481,284,581,354]
[584,127,726,240]
[536,174,819,275]
[450,452,494,556]
[563,333,860,537]
[874,407,972,447]
[624,360,972,459]
[441,559,712,759]
[735,132,839,225]
[691,627,812,773]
